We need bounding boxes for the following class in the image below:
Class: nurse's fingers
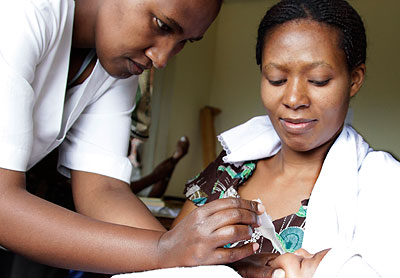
[212,224,254,247]
[198,198,264,218]
[212,243,259,264]
[206,206,262,232]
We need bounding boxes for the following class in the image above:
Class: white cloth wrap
[112,265,242,278]
[218,115,400,277]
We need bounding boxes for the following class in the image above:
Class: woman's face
[260,20,365,152]
[95,0,220,78]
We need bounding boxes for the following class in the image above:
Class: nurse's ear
[349,63,366,98]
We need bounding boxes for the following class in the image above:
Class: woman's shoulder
[184,151,257,206]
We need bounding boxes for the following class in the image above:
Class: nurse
[0,0,263,274]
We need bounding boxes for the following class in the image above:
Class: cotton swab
[253,199,286,278]
[254,199,285,255]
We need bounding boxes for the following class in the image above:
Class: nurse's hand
[229,252,279,278]
[156,198,264,268]
[267,248,330,278]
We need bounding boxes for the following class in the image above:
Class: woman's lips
[280,118,317,134]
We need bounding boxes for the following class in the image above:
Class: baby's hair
[256,0,366,71]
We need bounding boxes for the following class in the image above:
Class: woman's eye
[156,18,171,32]
[268,79,287,86]
[309,79,331,86]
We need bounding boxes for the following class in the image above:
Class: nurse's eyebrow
[164,15,204,42]
[164,16,184,34]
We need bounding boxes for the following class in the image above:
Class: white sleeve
[58,76,138,183]
[0,1,52,171]
[314,152,400,278]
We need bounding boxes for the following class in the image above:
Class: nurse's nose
[145,40,185,69]
[282,79,310,110]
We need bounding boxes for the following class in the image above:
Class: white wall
[148,0,400,198]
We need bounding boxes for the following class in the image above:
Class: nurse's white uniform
[0,0,138,183]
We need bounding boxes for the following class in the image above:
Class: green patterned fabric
[184,151,308,254]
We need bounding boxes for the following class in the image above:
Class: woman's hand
[229,252,279,278]
[268,248,330,278]
[156,198,264,268]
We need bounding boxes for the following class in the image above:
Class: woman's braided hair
[256,0,366,71]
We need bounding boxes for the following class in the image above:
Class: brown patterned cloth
[184,151,308,254]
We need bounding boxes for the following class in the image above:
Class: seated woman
[172,0,400,277]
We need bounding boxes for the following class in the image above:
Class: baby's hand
[268,248,330,278]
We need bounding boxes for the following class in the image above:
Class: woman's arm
[171,199,197,229]
[0,167,263,273]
